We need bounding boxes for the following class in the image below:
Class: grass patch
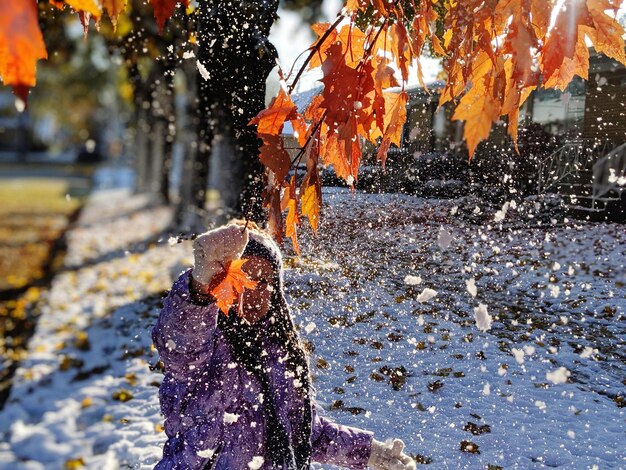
[0,178,86,215]
[0,178,87,291]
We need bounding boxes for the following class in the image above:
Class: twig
[289,110,327,168]
[287,15,345,94]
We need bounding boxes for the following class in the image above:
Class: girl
[152,224,415,469]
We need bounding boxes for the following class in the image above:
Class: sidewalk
[0,187,187,469]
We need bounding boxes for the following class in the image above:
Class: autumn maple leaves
[2,1,626,249]
[251,0,626,248]
[0,0,185,103]
[441,0,626,156]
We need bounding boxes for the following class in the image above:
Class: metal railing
[536,138,615,194]
[592,142,626,208]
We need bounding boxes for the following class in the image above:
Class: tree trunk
[128,63,152,194]
[174,60,211,232]
[159,64,176,204]
[151,118,166,195]
[135,105,151,193]
[196,0,279,223]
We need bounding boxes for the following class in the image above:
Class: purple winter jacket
[152,270,373,469]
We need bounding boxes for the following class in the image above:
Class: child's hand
[192,225,249,286]
[367,439,416,470]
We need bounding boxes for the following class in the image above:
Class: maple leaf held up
[210,259,258,315]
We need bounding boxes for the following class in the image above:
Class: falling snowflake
[197,448,215,459]
[437,227,453,250]
[197,60,211,80]
[417,288,438,303]
[546,367,571,384]
[404,275,422,285]
[580,346,595,359]
[549,285,560,298]
[466,278,477,297]
[248,456,265,469]
[224,413,240,424]
[473,303,492,332]
[494,201,510,222]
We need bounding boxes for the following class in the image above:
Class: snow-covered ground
[0,187,624,469]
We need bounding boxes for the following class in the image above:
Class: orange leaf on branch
[320,43,362,133]
[150,0,189,34]
[586,0,626,65]
[452,53,502,158]
[541,0,593,87]
[0,0,48,103]
[258,135,292,184]
[376,91,408,168]
[64,0,102,18]
[390,23,412,82]
[102,0,128,28]
[282,176,301,255]
[309,23,366,69]
[253,0,626,249]
[210,259,258,315]
[542,29,590,90]
[249,88,299,136]
[300,128,322,234]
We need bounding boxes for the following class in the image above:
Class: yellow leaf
[112,388,134,402]
[65,0,101,17]
[543,30,589,90]
[586,0,626,64]
[453,72,501,158]
[64,457,85,469]
[443,29,453,49]
[101,0,128,27]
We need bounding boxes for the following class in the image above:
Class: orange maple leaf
[249,88,298,135]
[309,23,366,69]
[150,0,189,33]
[376,91,408,167]
[65,0,102,17]
[300,129,322,234]
[542,29,590,90]
[102,0,128,28]
[0,0,48,102]
[452,57,501,158]
[586,0,626,64]
[391,23,411,82]
[320,43,362,132]
[210,259,258,315]
[258,134,292,183]
[281,176,301,255]
[541,0,593,85]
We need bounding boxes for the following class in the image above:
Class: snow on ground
[0,186,624,469]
